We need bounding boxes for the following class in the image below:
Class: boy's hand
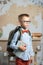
[30,56,34,63]
[18,45,26,51]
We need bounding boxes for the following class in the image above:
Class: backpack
[7,26,21,56]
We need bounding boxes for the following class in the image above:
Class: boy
[10,14,34,65]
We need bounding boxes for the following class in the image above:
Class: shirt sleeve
[30,45,35,56]
[10,31,20,50]
[29,38,35,56]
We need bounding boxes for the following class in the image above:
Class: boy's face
[19,16,30,29]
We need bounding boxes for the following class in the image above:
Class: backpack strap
[15,26,21,45]
[28,30,31,36]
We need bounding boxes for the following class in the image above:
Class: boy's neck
[21,25,28,30]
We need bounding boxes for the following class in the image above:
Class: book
[13,41,26,57]
[17,41,26,47]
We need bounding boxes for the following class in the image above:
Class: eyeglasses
[21,21,31,22]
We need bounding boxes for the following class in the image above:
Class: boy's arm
[10,31,26,51]
[10,31,20,50]
[30,45,34,63]
[29,40,35,63]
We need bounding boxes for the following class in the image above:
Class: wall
[0,0,43,53]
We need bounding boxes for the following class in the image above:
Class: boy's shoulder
[15,26,21,30]
[11,26,21,33]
